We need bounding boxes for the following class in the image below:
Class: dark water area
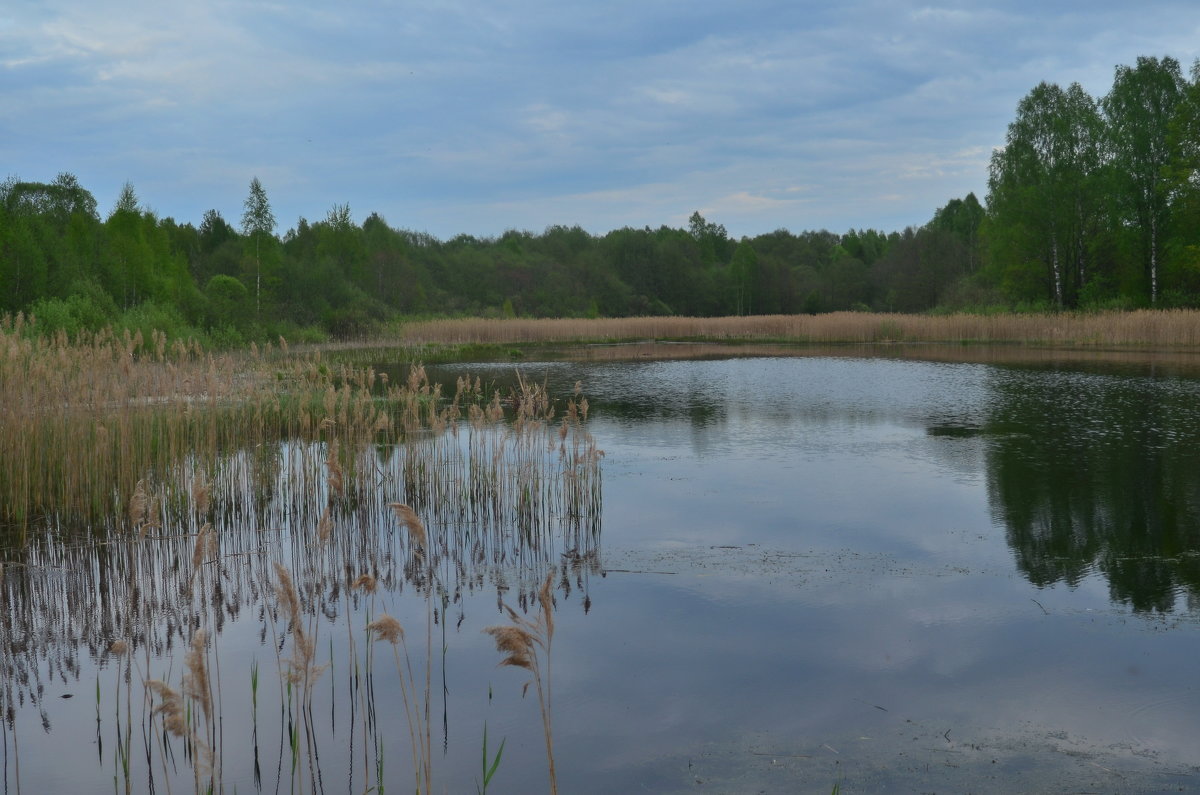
[6,349,1200,792]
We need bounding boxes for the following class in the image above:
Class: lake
[5,347,1200,793]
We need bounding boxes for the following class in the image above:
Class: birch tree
[987,82,1103,306]
[241,177,276,317]
[1103,56,1185,304]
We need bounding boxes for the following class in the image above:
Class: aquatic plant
[484,569,559,794]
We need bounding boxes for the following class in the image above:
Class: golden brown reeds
[382,503,437,792]
[183,630,214,728]
[391,310,1200,348]
[315,506,333,545]
[388,502,428,550]
[273,562,328,792]
[0,323,412,528]
[484,570,558,794]
[191,523,216,572]
[274,563,318,688]
[145,629,217,791]
[326,438,345,498]
[145,679,188,738]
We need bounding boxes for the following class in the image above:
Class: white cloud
[910,6,973,23]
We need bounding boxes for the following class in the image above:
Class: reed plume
[484,569,557,794]
[191,523,217,575]
[128,479,149,530]
[191,470,211,518]
[367,614,403,644]
[145,631,216,789]
[389,502,428,550]
[145,680,187,738]
[326,438,345,498]
[183,629,213,726]
[273,563,318,686]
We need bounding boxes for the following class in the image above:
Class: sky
[3,1,1200,241]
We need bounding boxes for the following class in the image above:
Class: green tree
[1103,56,1186,303]
[987,82,1104,306]
[687,211,730,265]
[927,193,985,274]
[241,177,277,317]
[1162,61,1200,302]
[0,174,103,309]
[204,274,251,331]
[103,182,155,308]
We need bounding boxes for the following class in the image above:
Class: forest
[3,55,1200,344]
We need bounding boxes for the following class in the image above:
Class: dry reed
[145,629,216,791]
[274,563,319,690]
[0,319,601,534]
[484,569,558,794]
[390,310,1200,348]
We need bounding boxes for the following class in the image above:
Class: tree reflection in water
[985,367,1200,612]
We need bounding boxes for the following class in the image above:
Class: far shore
[280,309,1200,360]
[259,310,1200,376]
[360,310,1200,349]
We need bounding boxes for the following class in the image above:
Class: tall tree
[928,193,985,273]
[687,211,730,265]
[104,182,155,308]
[988,82,1103,306]
[1164,61,1200,297]
[1103,56,1186,303]
[241,177,276,317]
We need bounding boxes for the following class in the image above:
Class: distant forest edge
[5,54,1200,346]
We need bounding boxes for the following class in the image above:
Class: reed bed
[0,316,600,531]
[392,310,1200,348]
[0,392,599,693]
[0,316,602,792]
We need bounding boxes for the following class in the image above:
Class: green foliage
[242,177,278,316]
[987,81,1105,307]
[477,722,505,794]
[729,241,758,315]
[205,274,251,330]
[1103,56,1185,304]
[112,300,197,344]
[26,279,118,339]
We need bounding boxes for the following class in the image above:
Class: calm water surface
[7,352,1200,793]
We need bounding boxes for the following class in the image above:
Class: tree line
[3,54,1199,343]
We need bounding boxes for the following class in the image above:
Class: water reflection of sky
[429,354,1200,790]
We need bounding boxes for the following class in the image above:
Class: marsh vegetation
[0,322,599,792]
[390,309,1200,348]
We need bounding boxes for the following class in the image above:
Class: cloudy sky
[4,1,1200,240]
